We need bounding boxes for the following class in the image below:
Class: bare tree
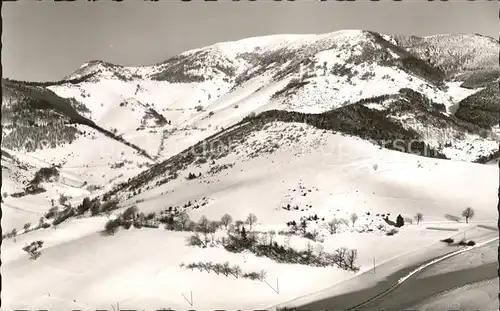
[324,218,342,234]
[462,207,475,224]
[260,231,269,245]
[246,213,258,231]
[220,213,233,230]
[305,242,314,256]
[414,212,423,225]
[346,249,358,271]
[350,213,358,227]
[197,216,210,244]
[258,269,267,281]
[334,247,348,268]
[315,244,325,257]
[177,211,191,231]
[269,230,276,246]
[235,220,245,232]
[208,221,219,243]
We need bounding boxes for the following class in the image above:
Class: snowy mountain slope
[3,30,498,233]
[3,29,499,311]
[2,123,497,310]
[1,125,153,231]
[394,34,500,80]
[43,30,497,162]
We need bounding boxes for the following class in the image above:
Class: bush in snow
[52,207,76,226]
[441,238,454,244]
[77,197,93,215]
[386,228,399,236]
[223,231,359,271]
[187,233,204,247]
[303,230,319,241]
[103,218,122,236]
[123,205,139,221]
[100,198,120,214]
[22,240,44,260]
[324,218,346,234]
[180,261,261,280]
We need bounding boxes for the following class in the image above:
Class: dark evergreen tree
[241,226,247,240]
[396,214,405,227]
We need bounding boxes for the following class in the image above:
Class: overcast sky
[2,0,498,82]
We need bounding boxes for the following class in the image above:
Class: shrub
[324,218,343,234]
[123,205,139,220]
[303,230,319,241]
[441,238,454,244]
[458,239,468,246]
[53,207,76,226]
[45,207,60,219]
[77,197,93,214]
[104,218,122,235]
[466,240,476,246]
[187,233,204,247]
[100,199,120,214]
[386,228,399,236]
[22,240,44,260]
[242,272,261,280]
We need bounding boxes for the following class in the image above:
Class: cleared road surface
[298,241,498,310]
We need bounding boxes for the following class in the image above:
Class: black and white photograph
[1,0,499,310]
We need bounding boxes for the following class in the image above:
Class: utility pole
[373,257,376,274]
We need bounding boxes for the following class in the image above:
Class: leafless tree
[414,212,423,225]
[246,213,258,231]
[197,216,210,244]
[269,230,276,246]
[177,211,191,231]
[462,207,475,224]
[208,221,219,243]
[350,213,358,227]
[346,249,358,271]
[235,220,245,232]
[324,218,342,234]
[220,213,233,230]
[306,242,314,256]
[334,247,348,268]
